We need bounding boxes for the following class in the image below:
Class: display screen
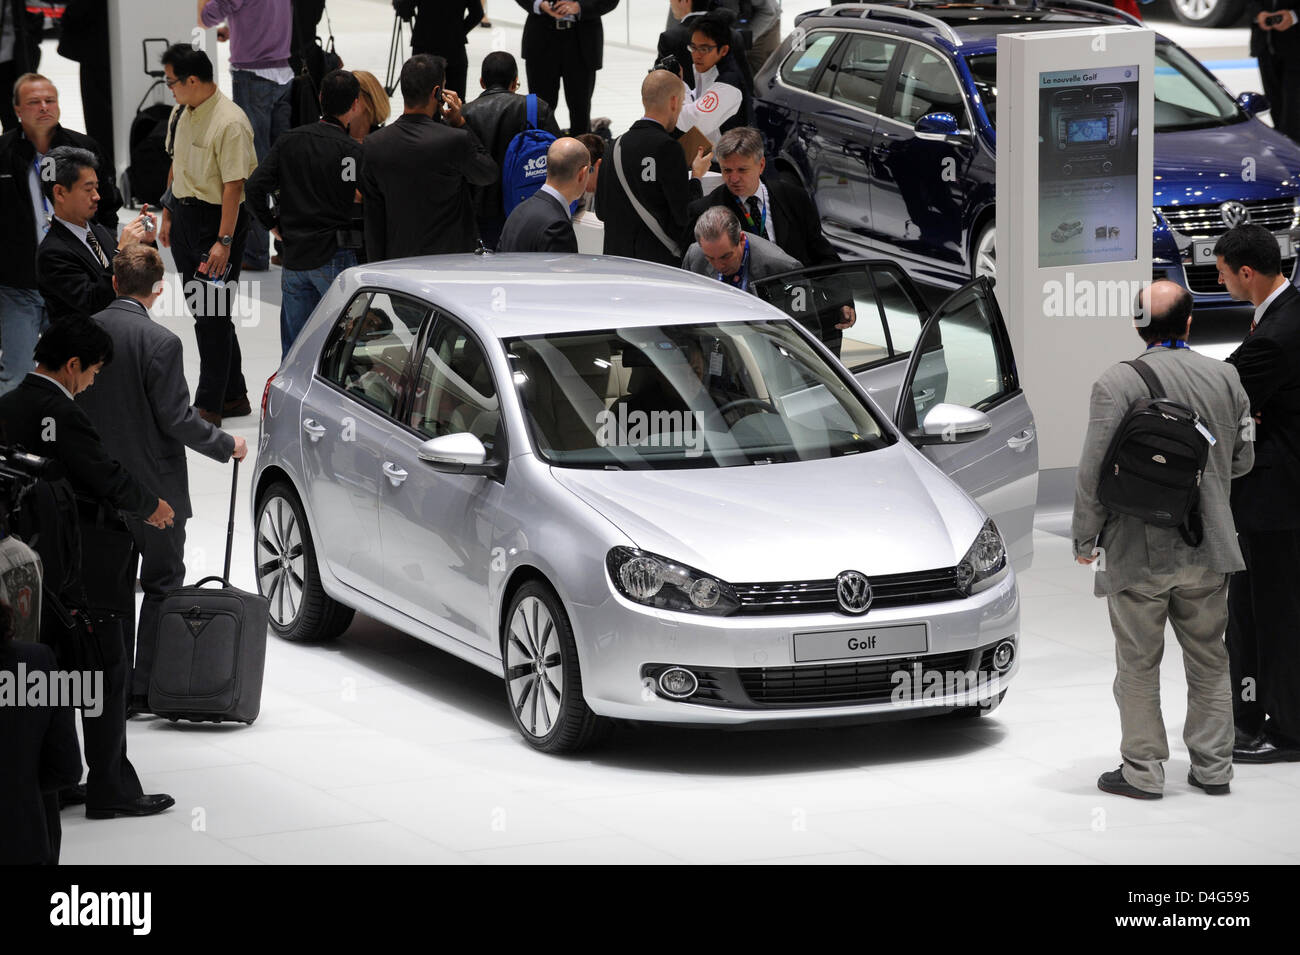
[1066,117,1109,143]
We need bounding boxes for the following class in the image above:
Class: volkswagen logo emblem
[835,570,872,615]
[1220,200,1250,229]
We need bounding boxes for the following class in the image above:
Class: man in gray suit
[77,246,248,713]
[1073,280,1254,799]
[682,206,800,292]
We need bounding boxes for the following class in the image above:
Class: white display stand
[108,2,219,195]
[996,26,1154,473]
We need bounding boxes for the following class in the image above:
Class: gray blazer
[682,232,802,291]
[78,298,235,521]
[1072,346,1254,596]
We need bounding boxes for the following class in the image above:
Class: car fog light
[658,667,699,699]
[620,556,665,599]
[690,577,721,609]
[993,640,1016,672]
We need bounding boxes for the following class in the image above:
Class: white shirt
[540,183,572,220]
[249,65,295,85]
[35,371,74,402]
[737,181,776,242]
[532,1,576,21]
[1254,279,1290,326]
[54,216,110,266]
[676,66,742,140]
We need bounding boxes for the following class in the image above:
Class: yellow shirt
[168,89,258,204]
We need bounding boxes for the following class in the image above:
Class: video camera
[0,443,62,536]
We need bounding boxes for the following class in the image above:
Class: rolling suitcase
[148,461,268,724]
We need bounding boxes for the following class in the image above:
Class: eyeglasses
[164,76,184,88]
[686,44,718,54]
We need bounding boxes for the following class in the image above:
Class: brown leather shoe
[198,408,222,427]
[223,395,252,417]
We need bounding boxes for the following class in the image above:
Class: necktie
[745,196,762,233]
[85,230,109,268]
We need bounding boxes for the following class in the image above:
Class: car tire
[1169,0,1244,27]
[255,482,355,643]
[502,581,605,753]
[972,221,996,280]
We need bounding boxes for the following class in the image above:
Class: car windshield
[964,42,1242,133]
[506,320,893,469]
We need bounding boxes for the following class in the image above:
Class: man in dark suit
[497,137,590,252]
[462,51,561,249]
[394,0,484,98]
[0,601,82,864]
[0,320,175,819]
[597,70,712,267]
[1247,1,1300,144]
[77,246,247,714]
[0,74,120,394]
[361,55,497,260]
[686,127,839,266]
[36,146,154,325]
[513,0,619,135]
[1219,225,1300,762]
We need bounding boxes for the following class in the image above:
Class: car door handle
[382,462,408,487]
[1007,428,1036,452]
[915,388,937,403]
[302,419,326,442]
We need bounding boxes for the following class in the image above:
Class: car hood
[1154,123,1300,204]
[549,444,985,582]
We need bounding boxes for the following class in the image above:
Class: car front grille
[1184,258,1297,294]
[1160,197,1296,237]
[737,646,989,707]
[732,568,965,616]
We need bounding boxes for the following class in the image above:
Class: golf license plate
[1192,234,1292,265]
[793,623,928,663]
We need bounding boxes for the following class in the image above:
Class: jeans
[0,285,46,396]
[280,249,357,358]
[232,70,292,269]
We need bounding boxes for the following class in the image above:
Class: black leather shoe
[1097,766,1162,799]
[223,395,252,418]
[1188,771,1230,795]
[1235,726,1261,748]
[1232,733,1300,763]
[58,783,87,809]
[126,696,151,718]
[86,794,175,819]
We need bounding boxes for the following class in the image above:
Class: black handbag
[289,3,343,127]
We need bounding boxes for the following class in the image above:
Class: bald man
[1073,279,1254,800]
[496,137,591,253]
[596,70,712,266]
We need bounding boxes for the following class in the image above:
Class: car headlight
[606,547,740,616]
[1291,197,1300,231]
[955,519,1006,595]
[1152,207,1161,230]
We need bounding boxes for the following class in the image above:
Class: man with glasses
[677,14,750,140]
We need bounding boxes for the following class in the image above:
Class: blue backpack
[501,95,555,216]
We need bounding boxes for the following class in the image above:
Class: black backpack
[126,99,175,207]
[1097,357,1209,546]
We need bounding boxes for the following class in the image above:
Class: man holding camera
[1249,1,1300,144]
[361,55,496,259]
[0,321,175,819]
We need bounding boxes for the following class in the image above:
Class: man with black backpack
[1073,280,1254,800]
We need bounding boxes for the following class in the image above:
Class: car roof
[341,253,791,340]
[796,2,1135,55]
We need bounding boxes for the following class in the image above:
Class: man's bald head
[543,137,593,202]
[642,69,685,115]
[1136,279,1194,343]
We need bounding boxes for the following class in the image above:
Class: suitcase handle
[192,576,230,589]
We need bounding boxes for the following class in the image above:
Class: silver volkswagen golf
[252,254,1038,752]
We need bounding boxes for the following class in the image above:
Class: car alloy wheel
[973,223,996,280]
[258,495,304,628]
[254,482,354,642]
[506,595,565,738]
[1171,0,1242,26]
[501,581,604,752]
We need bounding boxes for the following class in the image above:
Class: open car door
[893,277,1037,572]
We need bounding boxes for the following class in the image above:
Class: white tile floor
[40,2,1300,864]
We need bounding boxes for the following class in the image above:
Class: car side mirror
[1237,91,1270,117]
[914,112,965,142]
[417,432,495,475]
[911,403,992,445]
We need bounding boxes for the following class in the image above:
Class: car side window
[319,290,429,417]
[410,316,501,453]
[890,45,965,126]
[907,282,1011,427]
[829,34,899,114]
[870,267,925,356]
[780,31,838,92]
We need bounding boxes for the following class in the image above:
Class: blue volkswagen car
[753,1,1300,309]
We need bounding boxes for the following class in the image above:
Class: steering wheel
[717,397,780,417]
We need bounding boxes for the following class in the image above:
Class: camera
[0,444,62,534]
[1265,12,1286,25]
[654,54,682,77]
